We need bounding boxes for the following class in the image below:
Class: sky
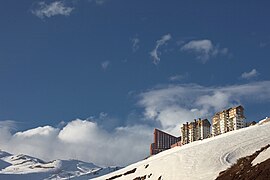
[0,0,270,166]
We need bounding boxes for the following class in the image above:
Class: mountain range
[1,118,270,180]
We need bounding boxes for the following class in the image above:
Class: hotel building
[181,118,211,145]
[150,129,181,155]
[212,105,245,136]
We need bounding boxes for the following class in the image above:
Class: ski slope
[94,121,270,180]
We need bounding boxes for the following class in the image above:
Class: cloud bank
[181,39,228,63]
[0,119,152,167]
[138,81,270,135]
[32,1,74,19]
[1,81,270,166]
[150,34,172,65]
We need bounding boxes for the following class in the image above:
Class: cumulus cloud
[0,119,152,167]
[15,126,57,138]
[241,69,259,79]
[32,1,74,19]
[138,81,270,135]
[131,37,140,52]
[181,39,228,63]
[101,60,110,70]
[150,34,172,65]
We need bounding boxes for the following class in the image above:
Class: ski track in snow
[94,122,270,180]
[219,135,270,167]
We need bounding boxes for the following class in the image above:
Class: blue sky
[0,0,270,166]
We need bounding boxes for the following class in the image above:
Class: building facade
[150,129,181,155]
[181,118,211,145]
[212,105,245,136]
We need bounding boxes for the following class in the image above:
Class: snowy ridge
[0,151,120,179]
[94,121,270,180]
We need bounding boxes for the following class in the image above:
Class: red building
[170,141,182,148]
[150,128,181,155]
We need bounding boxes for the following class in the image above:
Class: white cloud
[0,119,152,167]
[131,37,140,52]
[15,126,57,138]
[169,74,188,82]
[181,39,228,63]
[150,34,172,65]
[101,60,110,70]
[241,69,259,79]
[138,81,270,135]
[58,120,104,144]
[32,1,74,19]
[1,81,270,167]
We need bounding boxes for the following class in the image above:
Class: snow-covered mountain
[94,119,270,180]
[0,151,120,180]
[1,119,270,180]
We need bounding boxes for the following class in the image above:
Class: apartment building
[212,105,245,136]
[150,129,181,155]
[181,118,211,145]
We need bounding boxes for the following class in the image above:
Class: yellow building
[181,118,211,145]
[212,105,245,136]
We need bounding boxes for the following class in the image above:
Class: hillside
[0,151,120,180]
[216,144,270,180]
[94,120,270,180]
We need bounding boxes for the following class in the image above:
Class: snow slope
[94,121,270,180]
[0,151,120,180]
[252,147,270,166]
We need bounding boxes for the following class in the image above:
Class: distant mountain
[0,150,120,180]
[93,119,270,180]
